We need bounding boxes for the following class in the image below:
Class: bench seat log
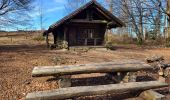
[26,81,168,100]
[32,60,152,77]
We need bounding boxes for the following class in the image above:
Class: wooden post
[57,75,71,88]
[105,72,122,83]
[45,33,49,48]
[54,35,57,45]
[64,27,68,41]
[67,27,70,50]
[64,26,70,50]
[85,39,87,45]
[94,38,97,46]
[116,72,124,82]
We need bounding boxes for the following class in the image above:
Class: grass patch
[33,35,45,41]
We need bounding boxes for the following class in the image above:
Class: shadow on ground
[0,44,52,55]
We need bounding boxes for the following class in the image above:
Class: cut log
[26,81,168,100]
[140,90,166,100]
[32,60,152,77]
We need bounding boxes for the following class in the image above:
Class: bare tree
[0,0,34,29]
[147,0,170,38]
[117,0,146,44]
[105,0,166,44]
[38,0,46,30]
[65,0,87,13]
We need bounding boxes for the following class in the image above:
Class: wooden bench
[32,59,152,77]
[26,59,169,99]
[32,59,152,86]
[26,81,168,100]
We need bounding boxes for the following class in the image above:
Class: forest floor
[1,34,170,100]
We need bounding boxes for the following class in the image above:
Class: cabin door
[77,28,101,46]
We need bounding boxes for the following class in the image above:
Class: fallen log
[32,60,152,77]
[26,81,168,100]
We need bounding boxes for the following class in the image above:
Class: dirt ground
[1,34,170,100]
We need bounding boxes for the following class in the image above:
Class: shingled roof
[47,0,125,33]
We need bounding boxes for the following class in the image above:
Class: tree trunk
[166,0,170,38]
[45,33,49,48]
[53,35,57,45]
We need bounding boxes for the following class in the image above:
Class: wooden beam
[58,76,71,88]
[69,19,108,24]
[53,35,57,45]
[139,90,166,100]
[26,81,168,100]
[45,33,49,48]
[64,27,68,41]
[95,7,112,20]
[32,60,152,77]
[92,9,109,20]
[94,38,97,46]
[85,38,87,45]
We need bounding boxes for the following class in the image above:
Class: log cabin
[44,0,124,48]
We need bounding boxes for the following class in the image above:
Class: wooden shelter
[45,0,124,47]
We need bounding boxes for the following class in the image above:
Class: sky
[30,0,69,30]
[30,0,85,30]
[29,0,105,30]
